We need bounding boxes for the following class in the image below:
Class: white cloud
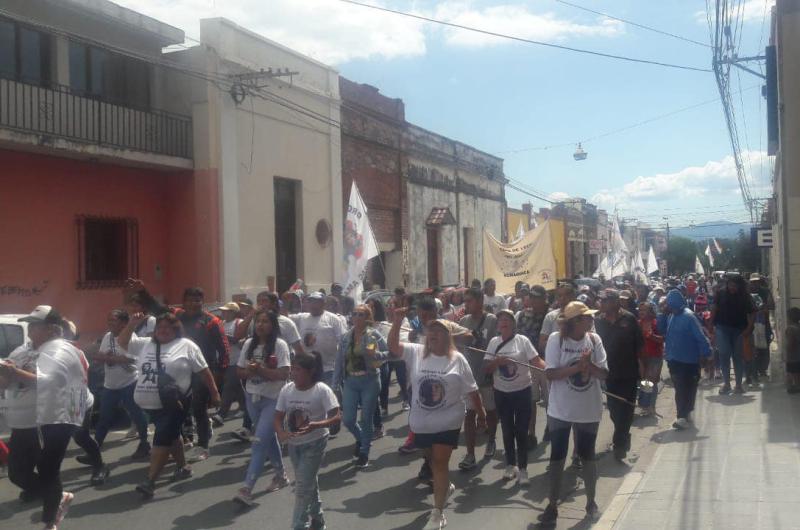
[695,0,773,24]
[114,0,622,64]
[548,191,572,202]
[592,150,771,209]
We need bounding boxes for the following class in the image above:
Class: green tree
[665,236,696,274]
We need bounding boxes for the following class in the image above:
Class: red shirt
[639,318,664,358]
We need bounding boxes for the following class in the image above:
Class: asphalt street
[0,378,672,530]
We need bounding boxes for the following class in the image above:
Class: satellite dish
[573,143,587,161]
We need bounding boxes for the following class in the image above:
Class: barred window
[76,215,138,289]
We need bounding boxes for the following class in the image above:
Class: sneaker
[211,414,224,428]
[527,434,538,451]
[265,473,290,492]
[517,469,530,486]
[131,442,151,460]
[418,460,433,483]
[373,427,385,440]
[537,503,558,524]
[136,480,155,499]
[672,418,689,430]
[458,454,477,471]
[75,454,95,467]
[183,439,194,450]
[233,486,255,507]
[733,385,745,394]
[90,465,110,486]
[502,465,518,481]
[446,482,455,503]
[586,500,600,521]
[571,455,584,468]
[310,515,327,530]
[171,466,193,482]
[484,440,496,459]
[402,401,411,411]
[399,439,417,455]
[355,454,369,469]
[186,447,209,463]
[353,441,362,459]
[231,428,253,443]
[124,425,139,440]
[719,385,731,395]
[54,491,74,526]
[612,447,626,462]
[424,508,446,530]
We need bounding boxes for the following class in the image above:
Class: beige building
[174,18,343,298]
[770,0,800,378]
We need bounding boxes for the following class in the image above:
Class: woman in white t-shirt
[275,351,341,530]
[539,302,609,525]
[119,312,221,500]
[388,308,486,530]
[232,310,291,506]
[483,310,546,486]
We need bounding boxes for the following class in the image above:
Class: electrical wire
[553,0,712,48]
[337,0,712,73]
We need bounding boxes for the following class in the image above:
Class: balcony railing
[0,77,192,159]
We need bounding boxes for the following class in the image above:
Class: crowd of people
[0,270,788,530]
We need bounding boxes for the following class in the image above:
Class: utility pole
[663,216,670,276]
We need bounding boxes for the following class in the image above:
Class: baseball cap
[307,291,325,301]
[749,273,762,281]
[598,289,620,300]
[560,301,598,320]
[219,302,240,312]
[19,305,62,324]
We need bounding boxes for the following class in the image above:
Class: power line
[553,0,712,48]
[338,0,712,73]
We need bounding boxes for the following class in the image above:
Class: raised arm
[388,307,408,358]
[118,312,146,350]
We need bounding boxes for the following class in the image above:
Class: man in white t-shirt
[291,292,347,385]
[483,278,508,314]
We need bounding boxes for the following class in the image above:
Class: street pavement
[597,374,800,530]
[2,372,784,530]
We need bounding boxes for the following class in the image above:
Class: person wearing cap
[662,289,712,429]
[539,301,608,524]
[458,287,499,470]
[595,289,643,462]
[211,302,249,432]
[89,310,151,461]
[290,291,347,387]
[0,306,94,529]
[388,308,486,530]
[484,309,546,485]
[118,311,220,499]
[332,304,388,469]
[515,285,550,447]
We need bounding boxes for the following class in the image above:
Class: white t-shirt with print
[276,381,339,446]
[402,343,478,434]
[237,337,291,399]
[36,339,93,426]
[2,343,39,429]
[247,315,302,348]
[545,332,608,423]
[99,332,138,390]
[484,294,508,313]
[128,337,208,410]
[291,312,347,372]
[485,334,538,393]
[135,316,157,338]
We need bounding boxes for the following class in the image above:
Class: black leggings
[494,386,532,469]
[39,424,76,525]
[8,428,40,496]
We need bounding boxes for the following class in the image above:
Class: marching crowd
[0,271,788,530]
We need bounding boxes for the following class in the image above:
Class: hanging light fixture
[573,142,587,161]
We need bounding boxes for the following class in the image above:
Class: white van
[0,315,28,359]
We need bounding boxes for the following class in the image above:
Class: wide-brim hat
[559,301,598,321]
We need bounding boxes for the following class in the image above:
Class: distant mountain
[670,220,752,241]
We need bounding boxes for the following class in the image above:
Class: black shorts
[149,404,189,447]
[414,429,460,449]
[787,361,800,374]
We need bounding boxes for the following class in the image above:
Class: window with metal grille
[76,216,138,289]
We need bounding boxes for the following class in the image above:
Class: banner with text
[483,220,558,294]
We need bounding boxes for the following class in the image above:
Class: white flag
[713,238,723,254]
[695,255,705,276]
[646,246,659,275]
[704,243,715,267]
[342,182,379,301]
[514,221,526,243]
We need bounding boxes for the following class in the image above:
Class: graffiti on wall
[0,280,50,297]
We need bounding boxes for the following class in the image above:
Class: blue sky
[123,0,774,229]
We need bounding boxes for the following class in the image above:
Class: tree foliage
[666,231,762,276]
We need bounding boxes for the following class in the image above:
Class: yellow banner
[483,220,558,293]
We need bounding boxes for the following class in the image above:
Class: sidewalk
[598,376,800,530]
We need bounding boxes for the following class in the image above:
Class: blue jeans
[289,436,328,530]
[715,325,744,386]
[244,393,284,489]
[342,374,380,457]
[94,382,149,446]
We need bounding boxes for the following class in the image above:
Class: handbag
[155,342,188,412]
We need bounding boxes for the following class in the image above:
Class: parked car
[0,315,28,359]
